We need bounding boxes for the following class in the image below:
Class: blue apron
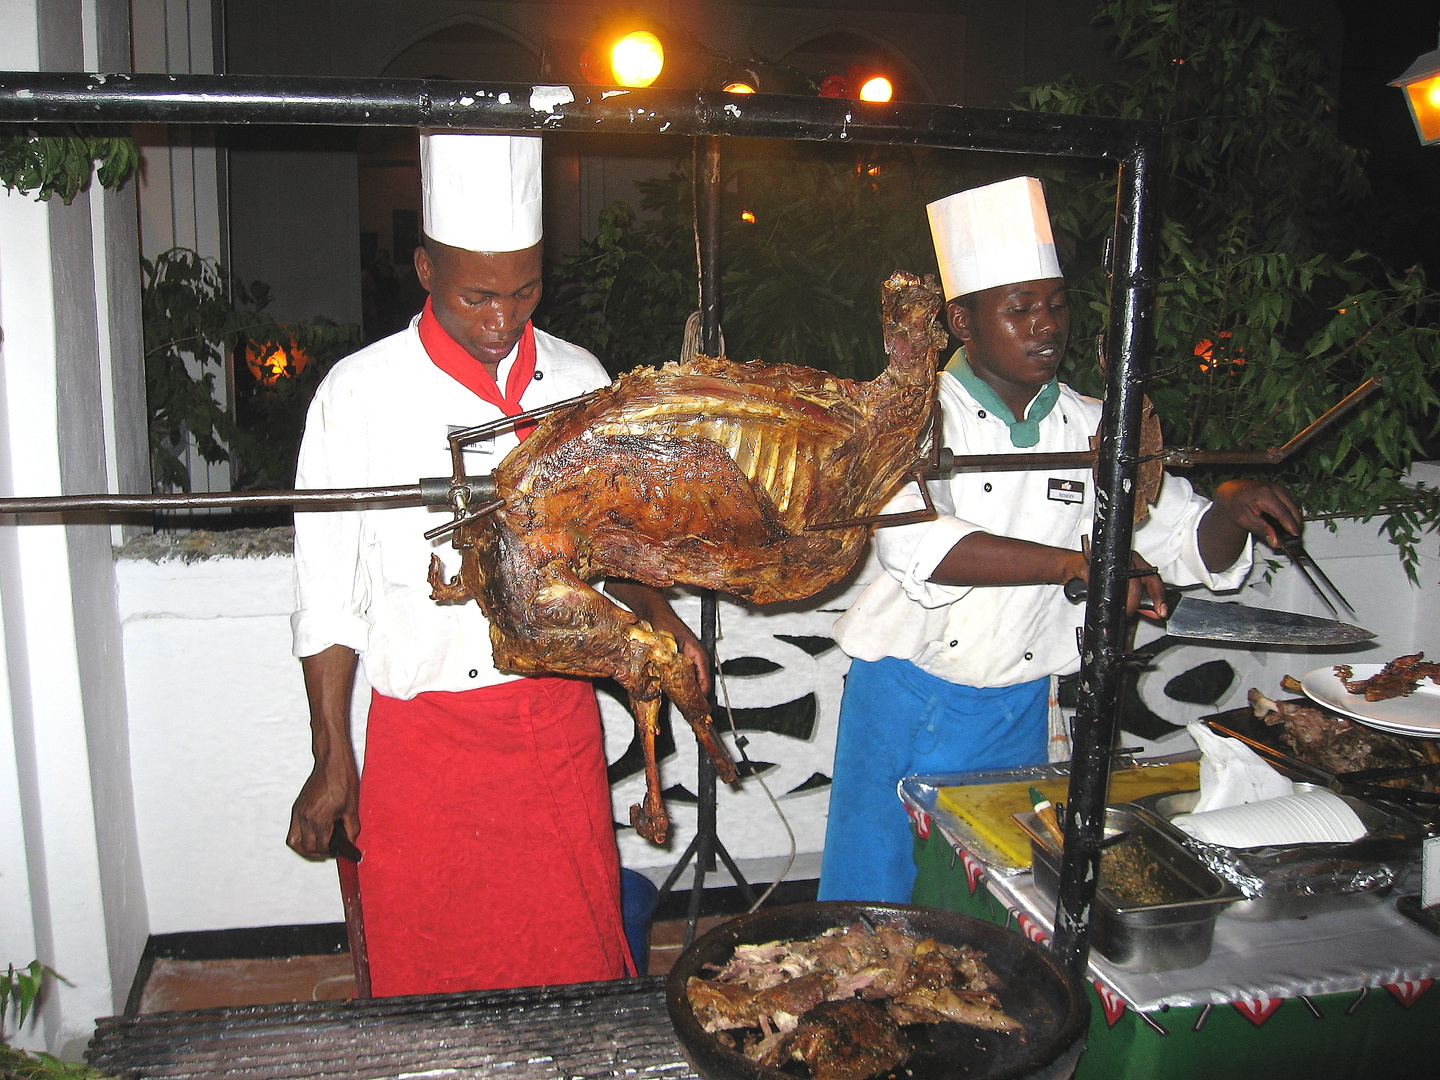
[818,656,1048,903]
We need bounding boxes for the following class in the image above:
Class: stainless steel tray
[1019,804,1239,973]
[1136,786,1422,921]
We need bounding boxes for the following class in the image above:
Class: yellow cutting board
[934,761,1200,870]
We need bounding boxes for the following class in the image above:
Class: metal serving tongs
[1263,513,1356,619]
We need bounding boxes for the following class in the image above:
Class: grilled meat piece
[774,1000,908,1080]
[688,972,838,1034]
[431,272,945,843]
[688,977,764,1032]
[887,988,1022,1032]
[1250,685,1440,785]
[1335,653,1440,701]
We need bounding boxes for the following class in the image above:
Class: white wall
[116,547,859,929]
[0,0,150,1057]
[117,499,1440,931]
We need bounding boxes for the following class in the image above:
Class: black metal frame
[0,71,1163,979]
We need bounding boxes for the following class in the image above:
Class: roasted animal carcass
[430,271,945,842]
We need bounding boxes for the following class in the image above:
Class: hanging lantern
[1391,39,1440,145]
[246,337,309,386]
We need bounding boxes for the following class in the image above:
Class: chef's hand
[288,645,361,861]
[1064,547,1166,620]
[604,582,712,697]
[288,754,360,861]
[654,608,713,698]
[1199,479,1304,571]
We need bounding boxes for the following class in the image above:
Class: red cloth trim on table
[1232,995,1283,1026]
[418,298,539,438]
[355,678,634,996]
[1385,979,1433,1008]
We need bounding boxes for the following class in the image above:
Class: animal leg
[427,553,471,602]
[619,619,738,785]
[629,695,670,843]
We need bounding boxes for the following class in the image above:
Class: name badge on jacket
[448,423,498,464]
[1048,478,1085,504]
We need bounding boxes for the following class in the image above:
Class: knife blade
[1063,580,1374,645]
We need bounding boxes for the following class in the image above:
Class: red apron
[355,677,634,996]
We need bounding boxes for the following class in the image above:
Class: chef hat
[926,176,1062,301]
[421,133,543,253]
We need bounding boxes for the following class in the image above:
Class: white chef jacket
[831,368,1253,688]
[291,317,611,700]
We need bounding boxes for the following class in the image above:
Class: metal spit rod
[0,369,1376,518]
[0,477,495,515]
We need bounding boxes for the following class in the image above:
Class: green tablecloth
[911,826,1440,1080]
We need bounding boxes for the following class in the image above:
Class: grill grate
[87,977,699,1080]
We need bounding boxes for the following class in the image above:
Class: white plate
[1300,664,1440,737]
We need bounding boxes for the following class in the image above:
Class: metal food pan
[1139,786,1420,921]
[1020,805,1238,973]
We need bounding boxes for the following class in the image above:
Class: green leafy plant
[1020,0,1440,573]
[537,143,998,379]
[0,960,107,1077]
[142,248,360,491]
[0,126,138,204]
[0,960,49,1039]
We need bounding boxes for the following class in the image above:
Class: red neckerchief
[418,297,538,438]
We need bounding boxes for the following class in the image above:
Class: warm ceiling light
[722,81,756,94]
[612,30,664,88]
[858,76,892,102]
[740,210,756,223]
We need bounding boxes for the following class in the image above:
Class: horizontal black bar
[147,922,350,962]
[0,72,1156,159]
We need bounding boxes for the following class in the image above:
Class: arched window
[380,21,541,82]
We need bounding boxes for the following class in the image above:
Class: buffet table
[87,977,696,1080]
[907,802,1440,1080]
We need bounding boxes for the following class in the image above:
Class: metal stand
[654,135,755,946]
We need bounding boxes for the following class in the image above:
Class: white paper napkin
[1186,721,1295,813]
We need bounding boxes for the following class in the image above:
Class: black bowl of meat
[666,902,1089,1080]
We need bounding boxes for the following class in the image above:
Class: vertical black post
[681,133,728,946]
[1050,141,1161,979]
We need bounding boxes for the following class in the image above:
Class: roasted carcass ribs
[430,272,945,842]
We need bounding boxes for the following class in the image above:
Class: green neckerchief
[944,349,1061,449]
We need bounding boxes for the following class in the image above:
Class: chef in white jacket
[818,176,1304,903]
[286,133,704,995]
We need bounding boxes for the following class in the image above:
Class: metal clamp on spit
[419,391,599,541]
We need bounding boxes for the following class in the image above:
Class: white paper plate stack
[1170,789,1367,848]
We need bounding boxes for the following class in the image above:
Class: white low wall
[118,479,1440,933]
[117,546,865,932]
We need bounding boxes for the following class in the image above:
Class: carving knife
[1063,580,1374,646]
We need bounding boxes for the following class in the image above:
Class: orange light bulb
[858,76,892,102]
[611,31,664,88]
